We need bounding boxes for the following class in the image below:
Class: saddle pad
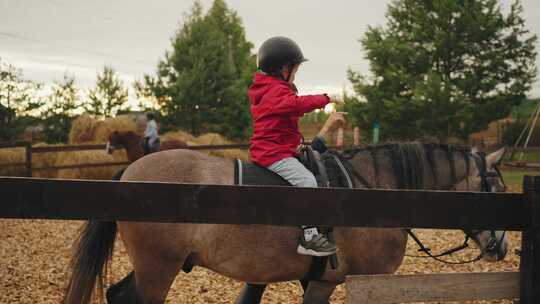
[234,159,290,186]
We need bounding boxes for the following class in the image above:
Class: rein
[405,151,507,264]
[405,230,483,264]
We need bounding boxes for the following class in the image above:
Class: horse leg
[235,283,267,304]
[236,279,311,304]
[128,259,183,304]
[106,272,139,304]
[121,238,186,303]
[236,281,308,304]
[300,279,309,292]
[106,265,180,304]
[302,281,337,304]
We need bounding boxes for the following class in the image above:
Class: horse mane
[339,142,471,190]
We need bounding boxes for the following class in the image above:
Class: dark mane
[335,142,471,190]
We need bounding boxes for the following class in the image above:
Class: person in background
[142,112,160,154]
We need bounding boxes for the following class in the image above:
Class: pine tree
[133,78,159,111]
[145,0,256,139]
[43,73,80,143]
[346,0,537,141]
[86,66,129,118]
[0,58,43,140]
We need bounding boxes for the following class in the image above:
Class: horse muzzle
[106,142,116,154]
[482,231,508,262]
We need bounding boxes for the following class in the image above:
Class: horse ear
[486,147,506,168]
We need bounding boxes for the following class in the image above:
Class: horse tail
[63,221,117,304]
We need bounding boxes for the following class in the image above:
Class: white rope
[519,101,540,161]
[513,104,538,149]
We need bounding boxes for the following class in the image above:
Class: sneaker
[297,233,337,257]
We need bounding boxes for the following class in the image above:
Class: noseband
[406,150,507,264]
[106,141,122,152]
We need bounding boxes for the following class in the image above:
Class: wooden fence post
[336,127,344,149]
[353,127,360,146]
[520,176,540,303]
[24,142,32,177]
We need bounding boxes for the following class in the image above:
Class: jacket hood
[248,73,286,106]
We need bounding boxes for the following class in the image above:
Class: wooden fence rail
[346,272,520,303]
[0,141,252,176]
[0,177,527,230]
[0,141,30,149]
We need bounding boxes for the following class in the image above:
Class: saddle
[140,137,161,155]
[235,146,354,189]
[234,146,354,281]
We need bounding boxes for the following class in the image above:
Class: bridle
[472,151,507,193]
[105,141,122,154]
[406,150,507,264]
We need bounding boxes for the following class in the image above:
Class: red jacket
[248,73,330,167]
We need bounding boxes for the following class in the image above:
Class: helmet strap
[284,63,295,83]
[290,83,298,94]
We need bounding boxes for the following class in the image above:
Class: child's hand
[326,112,347,129]
[318,112,348,141]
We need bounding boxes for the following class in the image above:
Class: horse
[106,130,188,163]
[63,142,509,304]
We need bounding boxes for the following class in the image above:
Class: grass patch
[501,169,540,187]
[507,151,540,162]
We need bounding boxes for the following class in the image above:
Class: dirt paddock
[0,217,521,304]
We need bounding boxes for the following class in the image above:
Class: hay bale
[68,114,137,144]
[68,114,102,144]
[0,147,26,176]
[161,130,197,143]
[93,115,137,144]
[56,150,126,180]
[0,140,129,179]
[38,144,127,180]
[162,131,248,159]
[0,143,72,178]
[196,133,231,145]
[214,148,249,161]
[31,143,62,178]
[195,133,249,160]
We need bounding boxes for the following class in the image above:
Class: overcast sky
[1,0,539,100]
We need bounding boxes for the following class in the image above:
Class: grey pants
[267,157,317,188]
[268,157,319,234]
[141,137,160,154]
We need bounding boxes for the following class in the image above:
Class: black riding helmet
[257,36,308,75]
[146,112,156,120]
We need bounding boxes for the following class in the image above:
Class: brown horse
[64,142,508,304]
[106,130,188,163]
